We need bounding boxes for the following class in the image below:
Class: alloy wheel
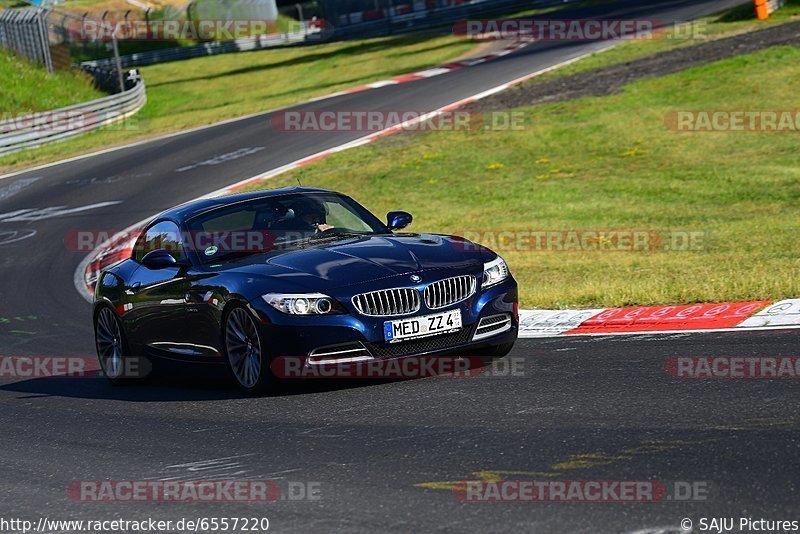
[225,307,263,389]
[95,307,124,379]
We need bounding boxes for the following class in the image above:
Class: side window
[132,221,185,263]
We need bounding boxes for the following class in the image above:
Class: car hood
[217,233,487,292]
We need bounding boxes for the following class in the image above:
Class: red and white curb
[307,41,530,103]
[519,300,800,338]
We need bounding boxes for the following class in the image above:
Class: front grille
[424,275,476,310]
[308,342,372,364]
[473,314,512,341]
[352,287,421,317]
[367,327,474,358]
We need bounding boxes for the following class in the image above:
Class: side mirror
[142,249,179,270]
[387,211,413,231]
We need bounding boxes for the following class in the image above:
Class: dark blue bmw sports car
[93,187,518,393]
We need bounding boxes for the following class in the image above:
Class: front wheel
[94,306,146,385]
[224,305,275,394]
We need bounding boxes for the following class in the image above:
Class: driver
[292,198,333,232]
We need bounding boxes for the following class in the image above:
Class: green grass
[240,43,800,309]
[528,0,800,83]
[0,48,104,112]
[0,33,475,172]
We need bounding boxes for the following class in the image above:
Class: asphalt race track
[2,1,797,532]
[2,331,800,532]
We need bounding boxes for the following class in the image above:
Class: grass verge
[0,34,475,173]
[241,41,800,309]
[0,49,104,112]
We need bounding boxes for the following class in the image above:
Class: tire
[223,304,275,395]
[94,305,149,385]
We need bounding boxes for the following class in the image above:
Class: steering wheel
[314,225,343,235]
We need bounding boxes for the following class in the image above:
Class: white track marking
[150,454,257,482]
[737,299,800,328]
[0,209,35,221]
[175,146,265,173]
[519,309,606,338]
[0,201,122,222]
[0,177,41,201]
[163,454,256,471]
[414,67,452,77]
[366,80,400,89]
[0,229,37,246]
[560,325,800,337]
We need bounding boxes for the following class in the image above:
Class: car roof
[155,186,335,223]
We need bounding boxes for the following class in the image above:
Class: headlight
[263,293,341,315]
[482,257,510,289]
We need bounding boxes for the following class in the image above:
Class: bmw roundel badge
[410,274,421,283]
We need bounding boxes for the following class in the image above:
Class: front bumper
[249,277,518,364]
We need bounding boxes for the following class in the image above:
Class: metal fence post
[111,32,125,93]
[37,8,53,73]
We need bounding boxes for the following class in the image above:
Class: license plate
[384,309,462,343]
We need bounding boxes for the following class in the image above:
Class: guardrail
[0,71,146,157]
[80,28,315,69]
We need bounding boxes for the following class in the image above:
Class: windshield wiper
[306,230,374,243]
[210,249,268,263]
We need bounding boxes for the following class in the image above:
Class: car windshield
[185,192,390,263]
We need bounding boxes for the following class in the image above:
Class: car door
[124,220,191,357]
[177,206,263,357]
